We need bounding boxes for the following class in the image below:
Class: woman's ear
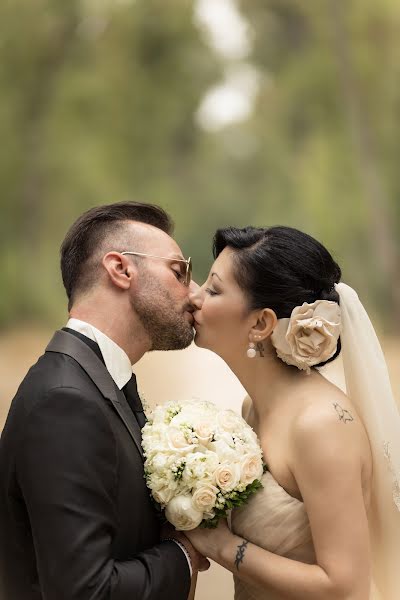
[249,308,278,341]
[102,252,136,291]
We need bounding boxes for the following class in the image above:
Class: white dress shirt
[66,318,133,389]
[65,318,193,575]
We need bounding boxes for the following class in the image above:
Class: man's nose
[188,280,203,309]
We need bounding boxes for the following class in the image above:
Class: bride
[186,225,400,600]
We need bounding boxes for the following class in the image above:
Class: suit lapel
[46,330,144,460]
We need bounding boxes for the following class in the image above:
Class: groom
[0,202,208,599]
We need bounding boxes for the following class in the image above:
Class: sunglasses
[121,251,192,286]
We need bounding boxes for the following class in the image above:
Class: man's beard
[133,276,194,351]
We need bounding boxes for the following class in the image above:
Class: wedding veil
[334,283,400,600]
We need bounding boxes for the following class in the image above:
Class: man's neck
[69,306,150,365]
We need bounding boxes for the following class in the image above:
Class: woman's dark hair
[213,225,342,366]
[61,201,173,311]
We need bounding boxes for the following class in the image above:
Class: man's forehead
[127,221,183,257]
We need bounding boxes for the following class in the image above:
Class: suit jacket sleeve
[16,386,191,600]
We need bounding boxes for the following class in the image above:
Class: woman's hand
[185,518,235,562]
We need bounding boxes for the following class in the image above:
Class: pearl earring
[247,342,257,358]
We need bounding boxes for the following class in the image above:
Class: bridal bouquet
[142,400,264,530]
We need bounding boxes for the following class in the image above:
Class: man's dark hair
[213,225,342,367]
[60,201,174,311]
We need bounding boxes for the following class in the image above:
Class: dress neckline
[262,470,304,504]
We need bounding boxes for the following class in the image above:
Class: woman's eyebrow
[211,272,222,282]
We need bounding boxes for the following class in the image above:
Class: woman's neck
[223,345,306,420]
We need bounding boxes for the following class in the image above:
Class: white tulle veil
[330,283,400,600]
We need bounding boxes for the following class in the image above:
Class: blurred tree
[0,0,221,326]
[0,0,399,330]
[238,0,400,324]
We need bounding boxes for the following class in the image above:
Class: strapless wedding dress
[231,470,316,600]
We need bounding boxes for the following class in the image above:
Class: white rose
[165,495,203,531]
[181,452,215,487]
[150,453,169,471]
[240,454,263,486]
[217,410,241,432]
[209,439,237,463]
[147,473,165,491]
[214,463,240,492]
[153,486,175,506]
[242,427,259,446]
[192,484,218,513]
[151,406,167,425]
[203,510,216,520]
[197,400,217,413]
[142,423,171,456]
[167,427,194,453]
[199,451,220,475]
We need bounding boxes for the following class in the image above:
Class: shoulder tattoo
[234,539,249,571]
[333,402,354,424]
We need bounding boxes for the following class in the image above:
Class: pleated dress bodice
[231,471,316,600]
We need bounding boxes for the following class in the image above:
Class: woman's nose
[188,280,204,309]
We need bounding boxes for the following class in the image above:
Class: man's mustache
[183,303,196,314]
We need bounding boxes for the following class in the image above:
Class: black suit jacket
[0,329,190,600]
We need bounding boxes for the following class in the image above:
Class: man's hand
[161,524,210,573]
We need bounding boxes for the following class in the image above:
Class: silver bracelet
[162,538,193,575]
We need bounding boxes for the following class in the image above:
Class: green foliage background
[1,0,399,329]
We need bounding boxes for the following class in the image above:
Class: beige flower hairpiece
[271,300,341,374]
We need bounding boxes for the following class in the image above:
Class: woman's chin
[194,335,219,356]
[193,332,203,348]
[193,331,211,351]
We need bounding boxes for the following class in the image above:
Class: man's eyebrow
[211,272,222,282]
[169,253,186,261]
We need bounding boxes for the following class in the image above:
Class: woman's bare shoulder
[290,380,370,465]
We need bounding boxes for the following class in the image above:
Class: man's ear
[249,308,278,341]
[102,252,136,290]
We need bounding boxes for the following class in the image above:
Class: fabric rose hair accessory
[142,400,264,530]
[271,300,341,373]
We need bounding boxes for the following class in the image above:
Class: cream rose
[240,454,264,486]
[194,420,214,444]
[165,495,203,531]
[192,484,218,513]
[271,300,341,373]
[214,463,240,492]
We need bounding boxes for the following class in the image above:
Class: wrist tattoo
[333,402,354,424]
[234,539,249,571]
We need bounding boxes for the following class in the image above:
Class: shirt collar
[66,318,133,389]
